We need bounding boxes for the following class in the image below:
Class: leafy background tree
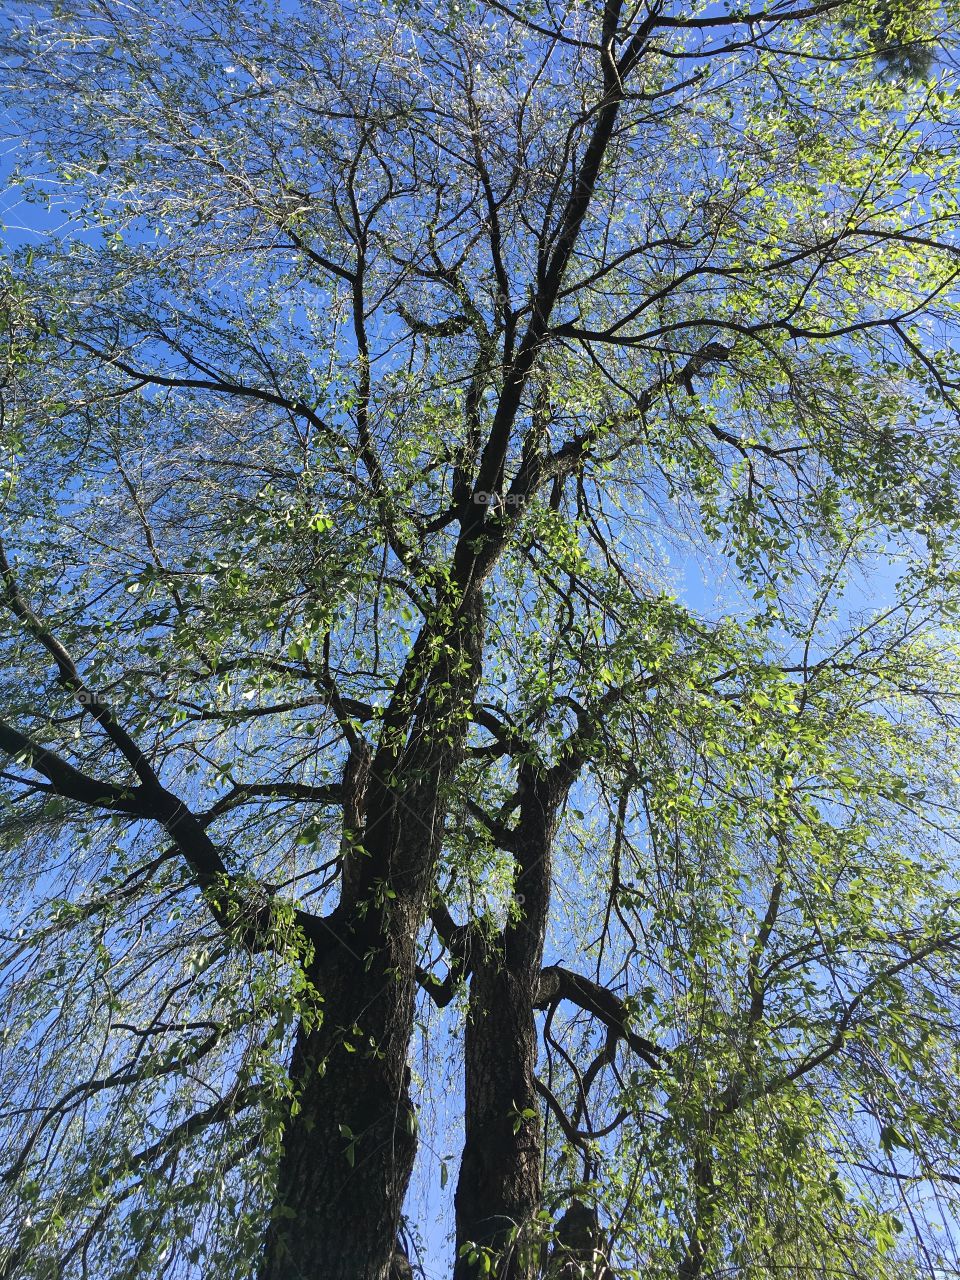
[2,0,960,1276]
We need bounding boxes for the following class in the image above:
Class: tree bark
[455,959,545,1280]
[261,587,485,1280]
[454,767,565,1280]
[259,946,418,1280]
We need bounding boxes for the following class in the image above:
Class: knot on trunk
[546,1200,609,1279]
[389,1239,414,1280]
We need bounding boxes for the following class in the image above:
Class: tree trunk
[260,585,485,1280]
[259,945,418,1280]
[454,958,544,1280]
[455,767,566,1280]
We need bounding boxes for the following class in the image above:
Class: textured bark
[259,946,418,1280]
[454,959,544,1280]
[546,1201,609,1279]
[261,588,485,1280]
[454,768,566,1280]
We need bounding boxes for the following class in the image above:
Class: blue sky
[2,33,957,1277]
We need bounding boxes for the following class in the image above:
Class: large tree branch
[0,714,356,955]
[202,781,343,822]
[456,4,659,574]
[1,538,162,788]
[536,965,666,1071]
[0,718,327,949]
[0,542,344,952]
[61,334,339,445]
[0,721,146,815]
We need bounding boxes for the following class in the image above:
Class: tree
[2,0,960,1277]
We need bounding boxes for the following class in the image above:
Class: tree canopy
[2,0,960,1276]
